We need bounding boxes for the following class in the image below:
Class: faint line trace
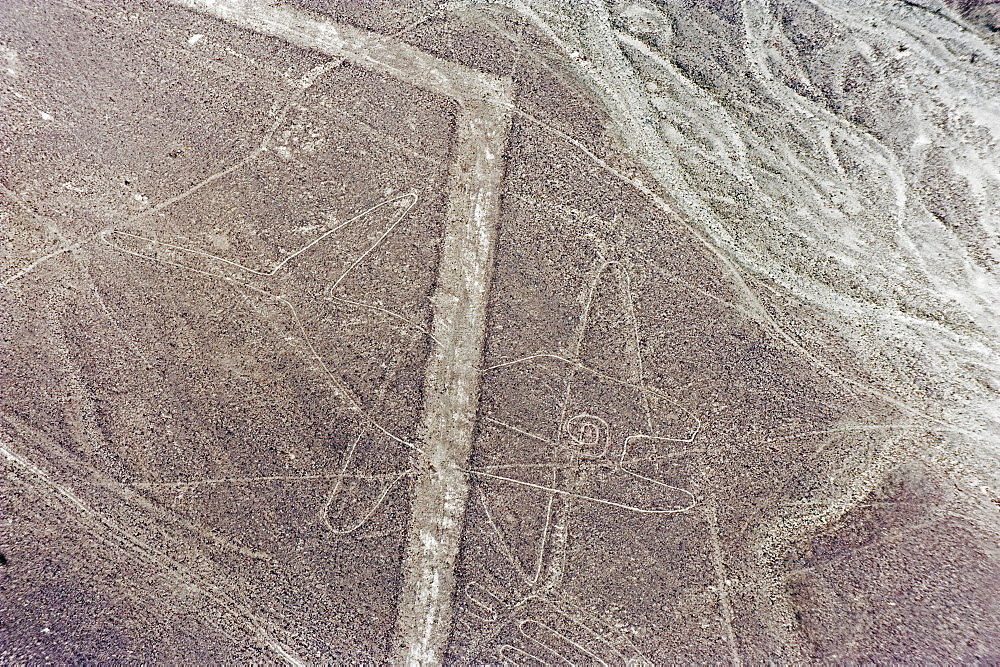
[101,192,423,453]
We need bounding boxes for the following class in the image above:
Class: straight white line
[163,3,513,663]
[395,95,513,666]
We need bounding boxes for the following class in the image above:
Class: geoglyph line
[166,2,513,663]
[169,0,510,106]
[0,429,304,664]
[394,77,513,667]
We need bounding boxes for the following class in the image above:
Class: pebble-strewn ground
[2,0,998,662]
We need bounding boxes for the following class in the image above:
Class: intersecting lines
[101,191,433,539]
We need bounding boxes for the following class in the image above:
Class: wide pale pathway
[170,1,512,663]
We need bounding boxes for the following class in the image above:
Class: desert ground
[2,0,999,663]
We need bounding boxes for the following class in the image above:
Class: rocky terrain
[2,0,998,663]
